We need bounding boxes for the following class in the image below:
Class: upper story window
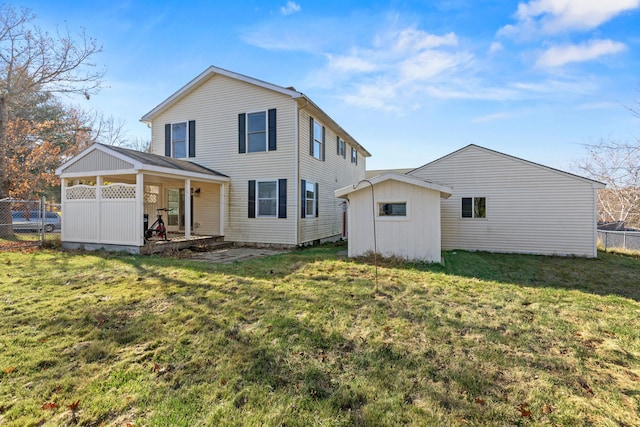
[247,112,267,152]
[172,122,187,158]
[310,117,325,160]
[165,121,195,158]
[239,109,277,153]
[337,137,346,158]
[461,197,486,218]
[351,147,358,165]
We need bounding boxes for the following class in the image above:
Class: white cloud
[280,1,301,16]
[312,26,475,110]
[536,39,627,67]
[500,0,640,36]
[488,42,503,54]
[472,112,518,123]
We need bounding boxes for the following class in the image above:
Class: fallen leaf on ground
[518,403,531,418]
[41,402,57,410]
[4,366,15,373]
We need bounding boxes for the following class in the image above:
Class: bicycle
[145,208,172,241]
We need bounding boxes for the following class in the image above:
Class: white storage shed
[335,173,452,263]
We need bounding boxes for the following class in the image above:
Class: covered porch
[56,144,229,254]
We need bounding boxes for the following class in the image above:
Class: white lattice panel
[66,185,96,200]
[101,184,136,199]
[144,192,158,203]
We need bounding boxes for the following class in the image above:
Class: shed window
[379,202,406,217]
[462,197,486,218]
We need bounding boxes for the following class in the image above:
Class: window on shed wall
[379,202,407,217]
[461,197,486,218]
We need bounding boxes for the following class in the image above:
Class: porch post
[60,178,66,240]
[96,176,102,242]
[185,179,191,239]
[220,183,226,236]
[136,173,144,246]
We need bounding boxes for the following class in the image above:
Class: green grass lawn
[0,244,638,426]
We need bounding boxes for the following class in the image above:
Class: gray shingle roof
[102,144,227,177]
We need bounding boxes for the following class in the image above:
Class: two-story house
[56,66,370,253]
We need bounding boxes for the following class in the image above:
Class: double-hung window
[257,180,277,217]
[239,109,276,153]
[337,137,346,158]
[248,179,287,219]
[305,181,316,218]
[461,197,486,218]
[301,179,319,218]
[351,147,358,165]
[310,117,324,160]
[172,122,187,158]
[165,121,195,158]
[247,111,267,152]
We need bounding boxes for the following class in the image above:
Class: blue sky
[18,0,640,171]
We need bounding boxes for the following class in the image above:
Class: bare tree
[0,5,103,234]
[575,138,640,228]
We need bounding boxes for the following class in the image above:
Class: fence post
[623,231,627,250]
[40,197,45,243]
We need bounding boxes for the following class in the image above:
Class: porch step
[141,235,230,255]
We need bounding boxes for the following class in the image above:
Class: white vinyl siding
[410,145,600,257]
[150,74,297,245]
[298,109,366,244]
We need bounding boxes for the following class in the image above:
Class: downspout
[295,97,309,246]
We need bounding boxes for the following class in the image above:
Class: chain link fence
[0,198,61,250]
[598,230,640,252]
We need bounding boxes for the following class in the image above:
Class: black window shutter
[315,183,319,217]
[165,124,171,157]
[278,178,287,218]
[188,120,196,157]
[309,117,314,156]
[300,179,306,218]
[336,136,340,155]
[239,113,246,154]
[268,109,277,151]
[321,126,325,161]
[248,180,256,218]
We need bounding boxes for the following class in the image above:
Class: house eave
[335,172,452,199]
[140,65,304,123]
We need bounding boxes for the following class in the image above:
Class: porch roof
[56,143,229,183]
